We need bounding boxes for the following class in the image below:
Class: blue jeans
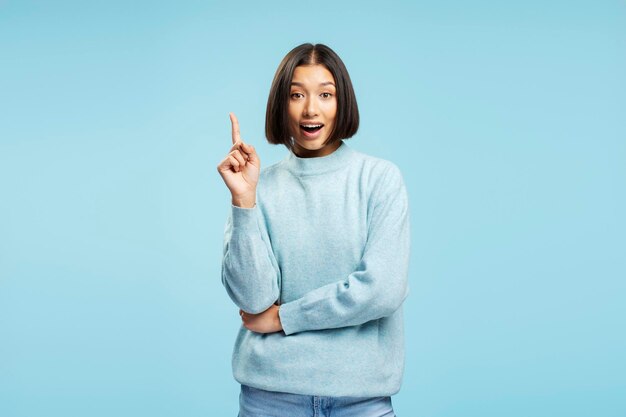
[238,384,396,417]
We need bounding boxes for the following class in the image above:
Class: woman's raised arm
[218,113,281,314]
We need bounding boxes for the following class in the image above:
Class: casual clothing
[221,140,411,397]
[238,384,396,417]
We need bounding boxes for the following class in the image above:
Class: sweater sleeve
[221,204,281,314]
[278,164,410,335]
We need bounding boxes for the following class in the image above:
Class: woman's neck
[292,140,342,158]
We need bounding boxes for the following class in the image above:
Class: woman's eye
[290,93,303,99]
[321,92,332,98]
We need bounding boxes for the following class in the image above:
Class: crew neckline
[284,140,353,176]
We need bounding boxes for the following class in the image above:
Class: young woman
[217,43,410,417]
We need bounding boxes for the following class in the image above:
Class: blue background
[1,1,624,416]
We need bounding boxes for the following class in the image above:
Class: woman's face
[288,64,339,157]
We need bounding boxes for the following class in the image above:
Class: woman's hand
[217,112,260,208]
[240,304,283,334]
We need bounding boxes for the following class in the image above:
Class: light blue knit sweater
[221,140,410,397]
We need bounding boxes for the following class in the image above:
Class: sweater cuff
[278,302,300,336]
[231,203,258,230]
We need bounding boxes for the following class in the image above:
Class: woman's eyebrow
[290,81,336,87]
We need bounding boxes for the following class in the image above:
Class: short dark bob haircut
[265,43,359,149]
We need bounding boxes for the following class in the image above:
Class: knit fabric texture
[221,140,410,397]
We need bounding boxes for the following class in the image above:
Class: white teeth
[301,124,322,128]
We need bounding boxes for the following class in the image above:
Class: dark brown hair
[265,43,359,148]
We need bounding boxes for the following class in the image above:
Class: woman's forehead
[291,65,335,86]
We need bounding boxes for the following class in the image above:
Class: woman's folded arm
[278,164,410,335]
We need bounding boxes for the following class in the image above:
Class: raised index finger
[229,112,241,145]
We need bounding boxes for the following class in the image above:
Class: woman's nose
[303,98,318,117]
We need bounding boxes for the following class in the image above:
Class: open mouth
[300,123,324,135]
